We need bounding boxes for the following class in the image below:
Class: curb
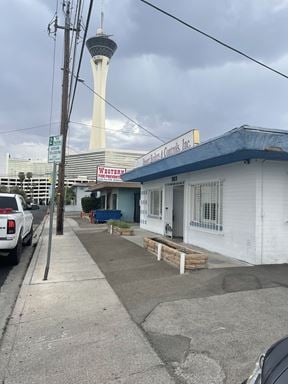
[0,215,48,342]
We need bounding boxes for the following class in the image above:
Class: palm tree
[18,172,25,191]
[26,172,33,202]
[0,185,9,193]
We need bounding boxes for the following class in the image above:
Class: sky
[1,0,288,174]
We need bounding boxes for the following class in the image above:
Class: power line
[70,120,172,140]
[49,32,58,137]
[68,0,82,105]
[78,79,166,143]
[0,122,59,135]
[139,0,288,80]
[68,0,94,119]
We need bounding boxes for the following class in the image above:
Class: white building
[64,148,146,179]
[123,126,288,265]
[65,183,91,212]
[2,146,144,208]
[6,154,52,177]
[0,176,89,205]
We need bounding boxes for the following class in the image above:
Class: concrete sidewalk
[0,219,174,384]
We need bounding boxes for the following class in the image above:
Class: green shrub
[81,196,100,213]
[107,220,131,229]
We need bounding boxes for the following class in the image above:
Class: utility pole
[47,0,81,234]
[56,1,71,235]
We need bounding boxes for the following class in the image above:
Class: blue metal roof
[122,126,288,183]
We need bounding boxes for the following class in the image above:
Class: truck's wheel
[25,226,33,246]
[9,235,22,265]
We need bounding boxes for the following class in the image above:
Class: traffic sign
[48,135,63,163]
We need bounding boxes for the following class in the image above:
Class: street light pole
[56,1,71,235]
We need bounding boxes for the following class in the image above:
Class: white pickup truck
[0,193,34,265]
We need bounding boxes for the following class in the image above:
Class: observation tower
[86,15,117,150]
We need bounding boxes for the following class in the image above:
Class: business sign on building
[96,166,126,182]
[136,129,200,167]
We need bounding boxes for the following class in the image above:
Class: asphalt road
[76,228,288,384]
[0,206,47,340]
[31,205,48,225]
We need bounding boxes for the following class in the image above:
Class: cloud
[1,0,288,176]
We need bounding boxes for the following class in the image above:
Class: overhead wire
[68,0,82,105]
[77,79,166,143]
[48,0,60,137]
[139,0,288,80]
[68,0,94,120]
[0,123,60,135]
[70,120,172,140]
[67,0,165,145]
[68,0,83,155]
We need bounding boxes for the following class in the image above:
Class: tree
[81,196,100,213]
[26,172,33,202]
[0,185,9,193]
[65,187,76,205]
[10,186,27,200]
[18,172,25,191]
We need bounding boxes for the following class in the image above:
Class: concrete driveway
[75,223,288,384]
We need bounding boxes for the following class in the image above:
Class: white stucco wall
[140,160,288,265]
[65,187,90,212]
[256,161,288,264]
[184,162,257,264]
[140,181,165,235]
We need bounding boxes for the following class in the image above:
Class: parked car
[243,335,288,383]
[30,203,40,210]
[0,193,34,264]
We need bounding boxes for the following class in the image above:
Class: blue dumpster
[93,210,122,223]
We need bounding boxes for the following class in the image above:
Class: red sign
[96,166,126,182]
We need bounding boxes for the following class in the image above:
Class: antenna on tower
[101,11,104,30]
[96,11,104,35]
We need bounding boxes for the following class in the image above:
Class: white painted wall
[140,181,165,235]
[256,161,288,264]
[184,162,257,264]
[140,160,288,264]
[64,186,90,212]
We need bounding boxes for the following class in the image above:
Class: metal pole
[44,162,57,280]
[56,0,71,235]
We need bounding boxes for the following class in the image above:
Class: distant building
[5,148,145,180]
[0,176,89,205]
[65,183,91,213]
[6,154,52,177]
[2,148,145,206]
[64,148,146,179]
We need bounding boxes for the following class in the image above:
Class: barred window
[190,181,223,231]
[148,189,163,218]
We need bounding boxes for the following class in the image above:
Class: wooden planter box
[144,237,208,273]
[108,224,134,236]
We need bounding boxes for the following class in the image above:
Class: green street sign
[48,135,63,163]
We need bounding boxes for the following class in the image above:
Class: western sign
[96,167,126,182]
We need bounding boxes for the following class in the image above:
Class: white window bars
[190,180,223,231]
[148,189,163,218]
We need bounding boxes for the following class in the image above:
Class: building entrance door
[164,183,184,238]
[172,185,184,238]
[134,192,140,223]
[164,185,173,237]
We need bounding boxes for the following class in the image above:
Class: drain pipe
[260,160,266,264]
